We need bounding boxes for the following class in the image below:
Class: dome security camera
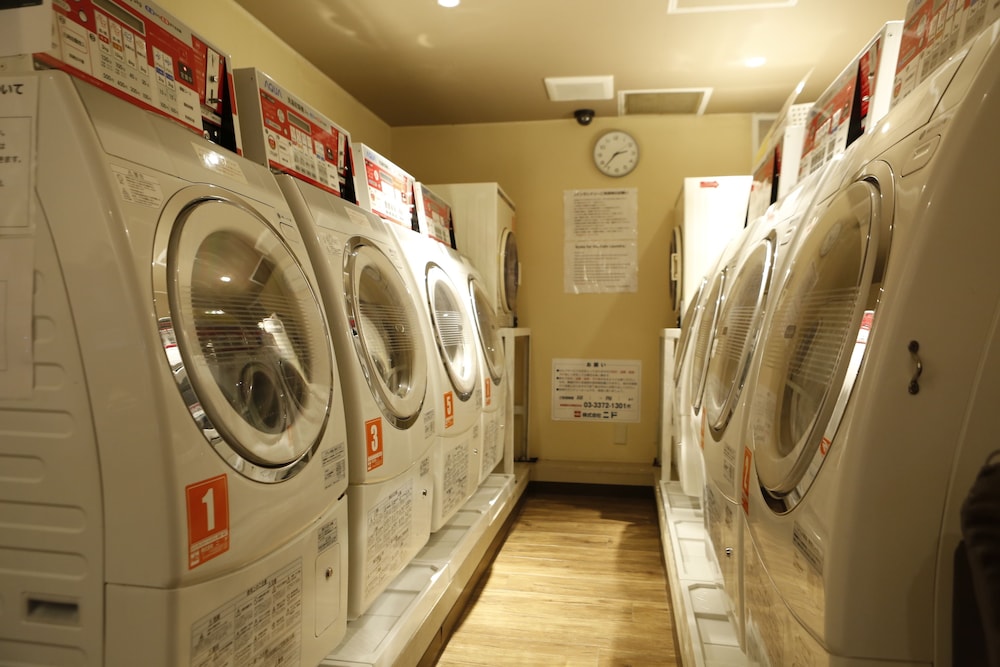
[574,108,595,126]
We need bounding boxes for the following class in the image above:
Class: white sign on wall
[563,188,638,293]
[551,358,641,423]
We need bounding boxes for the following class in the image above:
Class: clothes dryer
[742,21,1000,665]
[0,69,349,666]
[385,221,483,532]
[276,176,435,620]
[669,226,684,319]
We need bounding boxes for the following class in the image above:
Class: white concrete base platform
[656,480,749,667]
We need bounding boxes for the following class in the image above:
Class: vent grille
[618,88,712,116]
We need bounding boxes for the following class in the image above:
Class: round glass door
[703,237,775,440]
[673,275,707,387]
[344,239,426,429]
[426,264,478,401]
[500,228,518,317]
[470,276,504,385]
[690,267,728,415]
[153,190,333,483]
[750,180,885,511]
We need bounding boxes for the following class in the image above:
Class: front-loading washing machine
[427,182,519,328]
[0,68,350,666]
[670,272,707,487]
[672,232,746,498]
[742,21,1000,665]
[699,163,832,648]
[466,259,509,484]
[276,175,435,620]
[384,219,483,532]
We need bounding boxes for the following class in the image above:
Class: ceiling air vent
[618,88,712,116]
[544,76,614,101]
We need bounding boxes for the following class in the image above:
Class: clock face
[593,130,639,177]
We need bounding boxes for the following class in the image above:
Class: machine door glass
[703,237,775,439]
[426,263,478,401]
[673,275,706,387]
[750,179,885,512]
[345,239,427,429]
[500,228,518,318]
[154,192,333,483]
[470,275,504,385]
[690,267,728,415]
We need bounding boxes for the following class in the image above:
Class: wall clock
[593,130,639,177]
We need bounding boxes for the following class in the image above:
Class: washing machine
[699,163,832,648]
[0,68,350,666]
[466,258,509,484]
[671,273,708,492]
[384,218,483,532]
[427,182,519,328]
[672,232,746,498]
[742,21,1000,665]
[275,175,435,620]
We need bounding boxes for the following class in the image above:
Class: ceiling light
[744,56,766,68]
[438,0,460,7]
[668,0,796,12]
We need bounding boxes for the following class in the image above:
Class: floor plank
[431,485,679,666]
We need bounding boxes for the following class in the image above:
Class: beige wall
[158,0,392,152]
[156,0,753,475]
[392,116,752,470]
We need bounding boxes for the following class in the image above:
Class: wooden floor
[431,484,680,666]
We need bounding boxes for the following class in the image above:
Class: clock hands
[603,149,626,167]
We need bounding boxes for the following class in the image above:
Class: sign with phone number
[552,358,641,423]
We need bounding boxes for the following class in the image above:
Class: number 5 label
[186,474,230,569]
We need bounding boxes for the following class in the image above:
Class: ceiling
[231,0,909,127]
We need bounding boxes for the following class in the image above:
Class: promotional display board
[414,183,456,248]
[892,0,998,107]
[234,68,354,201]
[353,143,416,229]
[34,0,242,153]
[800,22,902,179]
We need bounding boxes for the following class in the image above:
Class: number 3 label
[444,391,455,429]
[366,417,384,472]
[186,474,230,569]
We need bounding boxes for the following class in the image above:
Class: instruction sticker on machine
[552,358,641,423]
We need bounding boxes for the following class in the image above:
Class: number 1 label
[186,474,230,569]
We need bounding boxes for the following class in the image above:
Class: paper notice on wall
[0,237,34,399]
[564,188,638,293]
[0,1,52,58]
[0,77,38,230]
[552,358,641,423]
[564,239,638,293]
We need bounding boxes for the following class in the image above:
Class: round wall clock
[593,130,639,177]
